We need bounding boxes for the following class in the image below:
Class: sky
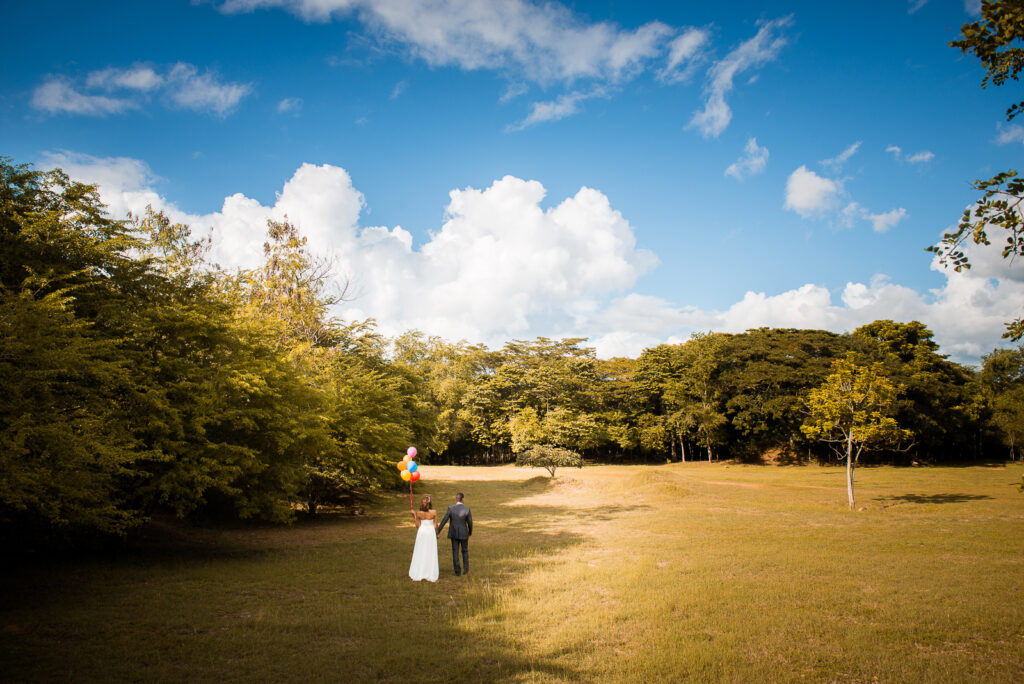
[2,0,1022,364]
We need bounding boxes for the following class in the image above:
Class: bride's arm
[411,510,420,528]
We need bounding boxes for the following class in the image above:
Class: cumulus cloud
[886,145,902,159]
[725,137,768,180]
[784,165,841,218]
[50,152,1022,365]
[688,16,792,138]
[996,123,1024,145]
[820,141,861,172]
[31,63,252,117]
[788,166,907,233]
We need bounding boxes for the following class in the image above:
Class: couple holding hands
[408,493,472,582]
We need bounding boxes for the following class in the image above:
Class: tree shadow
[875,493,995,506]
[1,469,616,682]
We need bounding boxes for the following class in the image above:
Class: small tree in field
[801,355,911,510]
[515,445,583,478]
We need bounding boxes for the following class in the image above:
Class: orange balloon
[400,469,412,481]
[403,455,411,462]
[397,461,407,471]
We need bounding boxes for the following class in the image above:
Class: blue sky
[2,0,1022,363]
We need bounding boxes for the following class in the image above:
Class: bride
[409,495,439,582]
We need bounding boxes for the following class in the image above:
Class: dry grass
[2,462,1023,682]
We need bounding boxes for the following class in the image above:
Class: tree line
[2,157,1022,545]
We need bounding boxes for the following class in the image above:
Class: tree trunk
[680,437,686,463]
[846,432,855,510]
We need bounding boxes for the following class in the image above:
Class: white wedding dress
[409,517,439,582]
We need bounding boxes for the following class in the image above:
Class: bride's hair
[420,495,432,512]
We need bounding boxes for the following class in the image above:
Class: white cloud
[965,0,982,15]
[390,80,407,99]
[50,152,1023,365]
[688,16,792,138]
[86,65,163,91]
[784,165,841,218]
[31,63,252,118]
[30,78,138,116]
[908,0,929,14]
[660,27,710,83]
[725,137,768,180]
[165,63,252,116]
[996,123,1024,145]
[219,1,717,128]
[507,88,605,131]
[277,97,303,114]
[906,150,935,164]
[887,145,934,164]
[867,207,908,233]
[222,0,679,84]
[820,141,861,172]
[838,200,908,233]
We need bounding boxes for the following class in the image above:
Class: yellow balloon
[398,461,407,471]
[403,455,411,462]
[400,469,412,481]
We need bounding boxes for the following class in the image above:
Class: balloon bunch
[397,446,420,482]
[396,446,420,510]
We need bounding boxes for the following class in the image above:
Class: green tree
[932,0,1024,339]
[801,354,912,510]
[981,346,1024,460]
[854,320,980,463]
[515,445,584,478]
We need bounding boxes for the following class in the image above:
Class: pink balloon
[406,446,418,459]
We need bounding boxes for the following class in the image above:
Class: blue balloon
[407,460,418,472]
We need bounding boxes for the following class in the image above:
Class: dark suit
[437,502,472,575]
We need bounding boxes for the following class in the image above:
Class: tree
[931,0,1024,339]
[981,346,1024,460]
[515,445,584,478]
[854,320,980,463]
[801,355,912,510]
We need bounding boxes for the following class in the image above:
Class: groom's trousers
[451,538,468,575]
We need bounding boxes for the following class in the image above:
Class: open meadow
[3,463,1023,683]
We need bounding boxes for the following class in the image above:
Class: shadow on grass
[875,493,995,506]
[0,469,605,682]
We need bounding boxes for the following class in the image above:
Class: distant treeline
[2,158,1022,545]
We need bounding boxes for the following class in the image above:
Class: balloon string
[409,480,414,511]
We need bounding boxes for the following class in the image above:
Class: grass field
[3,462,1023,682]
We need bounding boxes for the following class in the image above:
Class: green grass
[3,463,1023,682]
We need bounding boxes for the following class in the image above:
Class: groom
[436,493,472,576]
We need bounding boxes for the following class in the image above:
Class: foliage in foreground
[933,0,1024,339]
